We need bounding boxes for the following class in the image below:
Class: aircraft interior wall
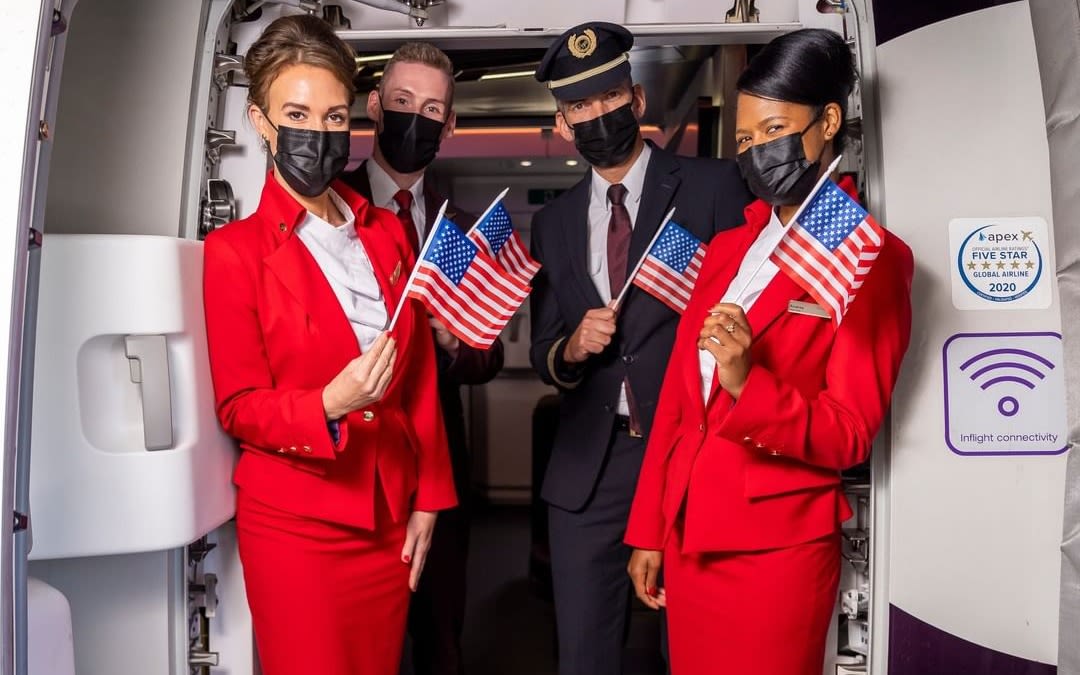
[42,0,205,237]
[874,1,1064,671]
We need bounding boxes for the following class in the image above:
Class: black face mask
[267,119,350,198]
[736,118,826,206]
[570,103,640,169]
[377,107,446,174]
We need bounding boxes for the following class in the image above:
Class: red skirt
[664,525,840,675]
[236,487,410,675]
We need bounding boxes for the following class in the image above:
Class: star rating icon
[967,261,976,271]
[1011,261,1021,270]
[1026,260,1036,270]
[997,261,1006,270]
[982,261,991,270]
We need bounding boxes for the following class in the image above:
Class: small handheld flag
[467,188,541,285]
[400,212,531,349]
[770,169,884,325]
[631,220,707,314]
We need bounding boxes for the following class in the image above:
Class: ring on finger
[725,321,737,334]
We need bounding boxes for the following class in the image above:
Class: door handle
[124,335,174,451]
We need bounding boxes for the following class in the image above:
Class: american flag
[770,179,885,325]
[467,201,541,285]
[407,215,531,348]
[631,220,707,313]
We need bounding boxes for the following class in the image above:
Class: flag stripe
[473,256,531,303]
[772,246,844,319]
[412,269,504,335]
[409,289,498,348]
[634,274,690,313]
[407,283,498,347]
[634,279,687,313]
[777,235,852,299]
[636,264,693,304]
[411,278,502,343]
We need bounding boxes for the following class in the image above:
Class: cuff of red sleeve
[716,365,781,453]
[413,488,459,513]
[624,512,668,551]
[290,388,346,460]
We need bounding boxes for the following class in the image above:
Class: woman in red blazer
[625,29,913,674]
[202,16,456,675]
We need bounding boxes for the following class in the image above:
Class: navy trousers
[547,430,646,675]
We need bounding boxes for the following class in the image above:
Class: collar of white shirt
[366,158,425,212]
[588,142,652,219]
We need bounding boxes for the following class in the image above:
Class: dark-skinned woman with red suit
[202,15,456,675]
[624,29,913,674]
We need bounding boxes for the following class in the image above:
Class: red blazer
[625,180,913,553]
[203,173,457,530]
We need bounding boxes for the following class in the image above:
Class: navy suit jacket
[529,143,753,511]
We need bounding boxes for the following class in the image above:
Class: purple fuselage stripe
[889,605,1057,674]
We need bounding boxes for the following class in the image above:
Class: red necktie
[606,183,641,436]
[393,189,420,254]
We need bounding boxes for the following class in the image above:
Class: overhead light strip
[477,70,537,81]
[355,53,393,64]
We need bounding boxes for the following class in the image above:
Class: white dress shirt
[296,189,387,353]
[366,159,426,242]
[587,143,652,416]
[700,207,786,402]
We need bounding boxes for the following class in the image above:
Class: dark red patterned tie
[606,183,641,436]
[606,183,631,295]
[393,189,420,255]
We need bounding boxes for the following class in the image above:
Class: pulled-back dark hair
[736,29,857,152]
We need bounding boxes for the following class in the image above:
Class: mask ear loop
[258,109,278,152]
[799,108,831,165]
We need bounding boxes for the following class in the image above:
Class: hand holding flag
[467,188,541,285]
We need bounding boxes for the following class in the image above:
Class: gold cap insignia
[568,28,597,59]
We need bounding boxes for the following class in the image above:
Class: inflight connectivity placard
[942,332,1067,455]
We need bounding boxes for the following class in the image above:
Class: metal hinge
[28,228,42,249]
[13,511,28,532]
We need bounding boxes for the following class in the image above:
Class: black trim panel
[873,0,1022,45]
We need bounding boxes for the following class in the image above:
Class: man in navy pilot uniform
[528,21,753,675]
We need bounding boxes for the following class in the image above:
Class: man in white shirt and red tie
[342,42,504,675]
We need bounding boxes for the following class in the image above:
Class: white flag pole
[388,199,449,333]
[611,207,677,312]
[726,154,844,304]
[466,187,511,236]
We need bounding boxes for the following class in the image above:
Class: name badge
[787,300,830,319]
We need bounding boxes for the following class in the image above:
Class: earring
[260,136,269,150]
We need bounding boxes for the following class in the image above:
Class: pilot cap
[534,22,634,101]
